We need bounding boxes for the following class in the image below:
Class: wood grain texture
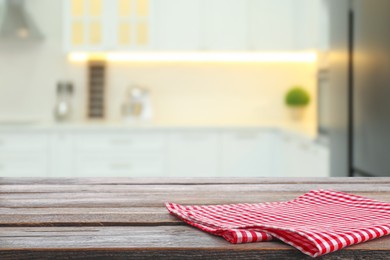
[1,177,390,185]
[1,250,389,260]
[2,183,390,193]
[1,177,390,259]
[0,226,389,259]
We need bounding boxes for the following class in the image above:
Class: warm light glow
[68,52,317,63]
[68,52,89,62]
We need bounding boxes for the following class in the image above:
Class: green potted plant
[285,86,310,120]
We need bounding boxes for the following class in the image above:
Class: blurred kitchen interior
[0,0,388,178]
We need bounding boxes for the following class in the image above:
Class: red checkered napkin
[166,190,390,257]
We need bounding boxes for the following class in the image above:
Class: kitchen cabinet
[63,0,329,52]
[153,0,200,50]
[277,132,329,178]
[220,130,272,177]
[247,0,329,51]
[74,132,166,177]
[0,153,48,177]
[49,133,75,177]
[64,0,107,51]
[0,133,49,177]
[200,0,247,51]
[111,0,153,50]
[75,153,164,177]
[64,0,153,51]
[247,0,296,51]
[0,128,329,178]
[167,131,218,177]
[294,0,330,51]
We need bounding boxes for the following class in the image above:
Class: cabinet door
[112,0,153,50]
[154,0,200,50]
[167,132,218,177]
[221,131,272,177]
[268,131,284,177]
[200,0,248,50]
[76,154,164,177]
[277,133,305,177]
[294,0,329,51]
[278,133,330,178]
[65,0,107,51]
[49,133,75,177]
[0,153,48,177]
[0,133,49,177]
[73,132,166,177]
[248,0,296,51]
[309,143,330,177]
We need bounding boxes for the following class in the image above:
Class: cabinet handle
[110,163,132,169]
[235,133,258,140]
[111,139,132,145]
[180,135,208,141]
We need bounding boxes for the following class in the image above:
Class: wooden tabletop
[1,177,390,259]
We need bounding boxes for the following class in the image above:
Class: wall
[0,0,317,126]
[0,0,85,122]
[107,62,317,126]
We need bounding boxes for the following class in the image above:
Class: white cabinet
[167,131,218,177]
[0,133,49,177]
[74,132,166,177]
[111,0,153,50]
[247,0,296,51]
[64,0,153,51]
[64,0,108,51]
[75,153,164,177]
[221,130,272,177]
[49,133,75,177]
[248,0,329,51]
[63,0,329,52]
[200,0,248,50]
[154,0,200,50]
[294,0,330,51]
[307,141,329,177]
[0,128,329,178]
[277,132,329,178]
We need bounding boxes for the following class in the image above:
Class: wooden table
[1,177,390,259]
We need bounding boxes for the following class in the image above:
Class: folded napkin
[166,190,390,257]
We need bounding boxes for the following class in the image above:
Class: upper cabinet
[293,0,330,51]
[248,0,296,51]
[199,0,248,51]
[113,0,152,50]
[64,0,152,51]
[64,0,329,52]
[65,0,107,51]
[153,0,200,50]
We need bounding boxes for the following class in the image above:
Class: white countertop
[0,120,319,140]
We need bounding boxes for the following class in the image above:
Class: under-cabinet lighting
[68,52,317,63]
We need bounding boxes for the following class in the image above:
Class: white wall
[0,0,317,126]
[107,62,317,126]
[0,0,85,122]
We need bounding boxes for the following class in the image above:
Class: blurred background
[0,0,388,178]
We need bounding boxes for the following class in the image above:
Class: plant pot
[289,107,305,121]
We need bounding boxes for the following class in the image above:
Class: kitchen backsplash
[0,0,317,126]
[107,62,317,126]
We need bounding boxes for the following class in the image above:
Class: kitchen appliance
[0,0,43,40]
[121,85,152,122]
[317,69,330,137]
[328,0,390,177]
[54,81,74,122]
